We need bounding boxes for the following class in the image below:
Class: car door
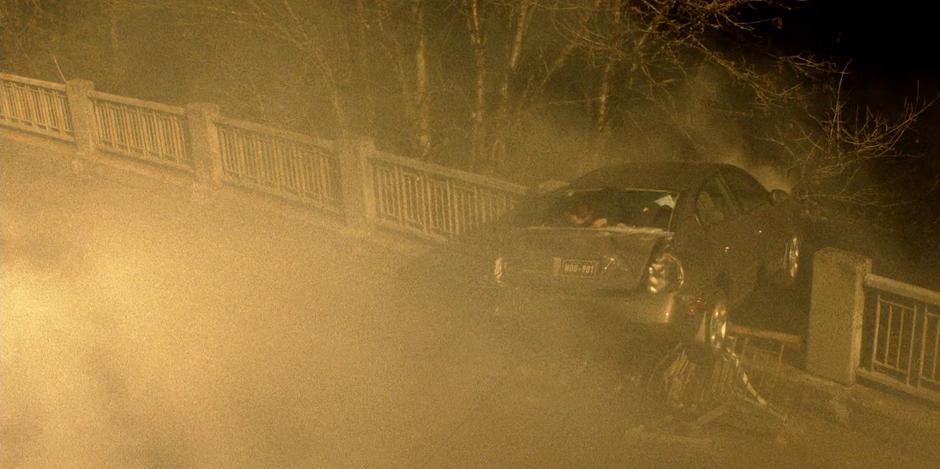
[694,174,753,304]
[720,167,783,280]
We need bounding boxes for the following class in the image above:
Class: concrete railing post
[336,138,376,232]
[185,103,223,188]
[806,247,872,385]
[65,79,97,160]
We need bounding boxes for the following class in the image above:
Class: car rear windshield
[511,188,678,230]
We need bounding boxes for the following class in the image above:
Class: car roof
[568,161,730,193]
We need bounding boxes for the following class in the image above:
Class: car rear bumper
[493,285,697,329]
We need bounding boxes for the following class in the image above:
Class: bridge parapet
[808,247,940,403]
[0,72,525,241]
[87,89,190,171]
[0,73,73,141]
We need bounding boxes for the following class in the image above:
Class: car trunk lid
[501,227,671,293]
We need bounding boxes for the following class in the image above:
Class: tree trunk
[413,0,432,161]
[109,1,126,90]
[491,0,533,169]
[308,46,350,141]
[373,0,418,157]
[497,0,531,112]
[592,0,622,169]
[523,0,602,103]
[352,0,375,133]
[465,0,487,170]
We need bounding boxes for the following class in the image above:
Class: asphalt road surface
[2,136,937,468]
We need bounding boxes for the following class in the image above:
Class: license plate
[560,259,599,277]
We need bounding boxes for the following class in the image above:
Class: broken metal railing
[645,342,789,434]
[643,323,805,435]
[725,323,803,403]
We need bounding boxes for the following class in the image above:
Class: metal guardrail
[859,273,940,403]
[90,91,190,170]
[0,73,73,141]
[215,117,343,214]
[368,151,526,240]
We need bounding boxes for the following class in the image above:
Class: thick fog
[2,2,939,465]
[0,139,662,466]
[6,133,939,468]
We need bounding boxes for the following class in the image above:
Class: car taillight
[646,253,684,294]
[493,256,505,284]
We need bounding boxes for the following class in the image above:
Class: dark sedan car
[490,162,802,355]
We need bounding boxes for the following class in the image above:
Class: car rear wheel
[771,235,801,289]
[707,299,729,352]
[686,290,729,363]
[785,235,800,281]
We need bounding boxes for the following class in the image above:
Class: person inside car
[565,199,601,228]
[563,191,623,228]
[564,199,606,227]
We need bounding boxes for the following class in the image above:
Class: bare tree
[4,0,930,223]
[412,0,432,160]
[179,1,441,158]
[462,0,489,169]
[764,72,938,212]
[105,0,126,88]
[442,0,837,172]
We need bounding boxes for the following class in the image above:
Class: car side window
[696,176,733,226]
[722,168,770,212]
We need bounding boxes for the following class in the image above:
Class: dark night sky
[773,1,940,156]
[783,1,940,91]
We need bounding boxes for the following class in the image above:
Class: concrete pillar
[185,103,223,187]
[65,79,97,160]
[336,138,376,232]
[807,247,872,385]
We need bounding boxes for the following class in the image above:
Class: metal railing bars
[860,273,940,403]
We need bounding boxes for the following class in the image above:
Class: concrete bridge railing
[808,248,940,403]
[0,72,526,242]
[0,73,73,141]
